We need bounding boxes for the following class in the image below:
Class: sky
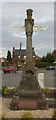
[0,2,55,58]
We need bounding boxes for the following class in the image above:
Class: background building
[12,47,36,63]
[52,50,56,60]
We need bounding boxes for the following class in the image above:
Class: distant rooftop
[13,47,36,57]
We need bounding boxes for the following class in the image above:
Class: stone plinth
[10,94,48,110]
[10,76,48,110]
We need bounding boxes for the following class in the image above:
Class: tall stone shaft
[25,9,34,64]
[26,35,32,63]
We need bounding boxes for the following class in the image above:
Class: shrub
[2,86,9,96]
[21,111,33,120]
[52,110,56,120]
[1,116,6,120]
[42,88,51,97]
[13,84,20,94]
[35,61,53,68]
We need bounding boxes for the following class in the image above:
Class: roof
[52,50,56,59]
[14,49,26,56]
[13,49,36,57]
[52,50,56,54]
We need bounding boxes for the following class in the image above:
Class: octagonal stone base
[10,89,48,110]
[10,68,48,110]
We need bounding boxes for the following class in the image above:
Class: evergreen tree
[7,50,11,63]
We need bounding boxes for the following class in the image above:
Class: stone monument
[10,9,48,110]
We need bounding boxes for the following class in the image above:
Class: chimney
[13,47,15,51]
[13,47,15,58]
[20,43,22,50]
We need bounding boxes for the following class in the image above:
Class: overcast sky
[1,2,55,57]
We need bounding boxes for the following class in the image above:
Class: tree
[41,56,47,62]
[46,52,55,63]
[41,52,55,63]
[7,50,11,63]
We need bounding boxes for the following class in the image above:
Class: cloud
[13,33,26,38]
[1,2,54,57]
[35,43,54,57]
[36,16,54,23]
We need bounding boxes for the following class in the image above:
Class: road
[1,69,56,88]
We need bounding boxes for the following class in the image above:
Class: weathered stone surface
[10,95,19,110]
[10,9,48,110]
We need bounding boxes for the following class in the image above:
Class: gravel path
[2,98,54,118]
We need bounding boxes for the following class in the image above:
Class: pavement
[2,68,56,88]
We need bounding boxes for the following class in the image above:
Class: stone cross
[24,9,35,74]
[10,9,48,110]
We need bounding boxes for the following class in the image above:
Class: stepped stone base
[10,94,48,110]
[10,72,48,110]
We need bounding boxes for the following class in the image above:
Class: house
[12,47,36,63]
[52,50,56,60]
